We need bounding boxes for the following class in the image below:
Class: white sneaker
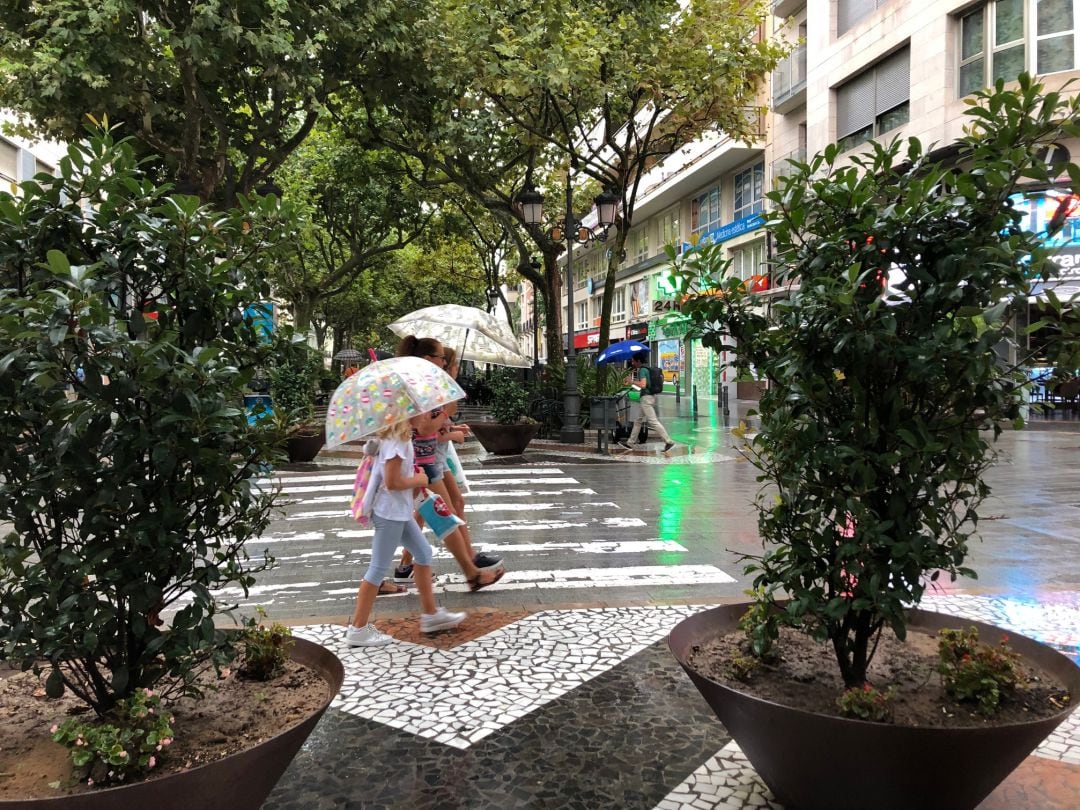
[419,607,466,634]
[344,623,393,647]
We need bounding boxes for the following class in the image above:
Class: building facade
[532,0,1080,401]
[0,129,59,191]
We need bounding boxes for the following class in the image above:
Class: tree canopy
[0,0,416,204]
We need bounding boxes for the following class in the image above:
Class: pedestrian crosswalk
[227,465,737,611]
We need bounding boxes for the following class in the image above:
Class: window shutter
[837,70,875,139]
[875,47,910,114]
[838,0,878,35]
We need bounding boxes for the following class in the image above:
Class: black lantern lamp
[486,286,501,313]
[515,180,619,444]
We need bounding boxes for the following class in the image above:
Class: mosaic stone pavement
[293,605,708,750]
[270,594,1080,809]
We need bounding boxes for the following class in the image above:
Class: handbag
[415,489,464,542]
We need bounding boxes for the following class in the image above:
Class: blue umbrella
[597,339,650,365]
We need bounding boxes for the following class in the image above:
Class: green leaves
[665,77,1080,688]
[0,132,287,716]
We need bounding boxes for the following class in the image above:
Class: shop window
[959,1,1076,98]
[691,186,722,238]
[575,300,588,327]
[731,241,767,282]
[733,163,765,221]
[632,226,650,263]
[657,207,680,250]
[613,286,627,322]
[836,47,910,152]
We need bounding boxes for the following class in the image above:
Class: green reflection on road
[655,462,719,565]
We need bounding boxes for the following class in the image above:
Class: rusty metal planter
[4,636,343,810]
[469,421,539,455]
[286,427,326,462]
[669,603,1080,810]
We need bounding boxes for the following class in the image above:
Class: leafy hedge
[0,132,295,715]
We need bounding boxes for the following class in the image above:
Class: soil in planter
[687,625,1071,728]
[0,657,330,800]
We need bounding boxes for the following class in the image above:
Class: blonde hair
[375,420,412,442]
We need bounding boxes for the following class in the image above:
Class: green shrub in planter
[487,368,533,424]
[668,76,1080,689]
[268,332,324,438]
[0,131,295,716]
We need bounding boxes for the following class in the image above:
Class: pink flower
[50,724,58,734]
[87,778,94,787]
[119,751,128,759]
[147,756,156,769]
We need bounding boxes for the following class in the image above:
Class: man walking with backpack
[617,354,677,453]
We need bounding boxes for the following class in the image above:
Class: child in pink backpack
[345,412,466,647]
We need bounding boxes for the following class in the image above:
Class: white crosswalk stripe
[185,465,739,609]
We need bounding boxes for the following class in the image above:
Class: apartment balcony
[772,45,807,114]
[772,0,805,17]
[771,147,807,188]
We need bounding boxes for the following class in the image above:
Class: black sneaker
[616,440,632,450]
[393,564,414,582]
[474,552,502,570]
[663,441,676,453]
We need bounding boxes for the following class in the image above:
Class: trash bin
[590,395,622,453]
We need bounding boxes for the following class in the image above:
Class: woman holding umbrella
[392,335,504,590]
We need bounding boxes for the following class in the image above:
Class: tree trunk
[597,225,629,352]
[291,293,319,334]
[541,251,564,369]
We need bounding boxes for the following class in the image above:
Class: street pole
[533,281,540,373]
[561,181,584,443]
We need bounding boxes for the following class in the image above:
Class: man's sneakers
[615,439,632,450]
[345,623,393,647]
[393,563,414,582]
[474,552,503,570]
[420,607,467,634]
[663,441,676,453]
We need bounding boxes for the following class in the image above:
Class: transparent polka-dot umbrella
[325,356,467,447]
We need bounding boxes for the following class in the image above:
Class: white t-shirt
[372,438,416,521]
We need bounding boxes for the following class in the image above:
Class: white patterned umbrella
[325,356,467,447]
[388,304,520,362]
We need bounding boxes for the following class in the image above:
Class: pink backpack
[350,441,381,525]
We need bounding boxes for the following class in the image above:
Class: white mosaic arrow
[294,605,712,750]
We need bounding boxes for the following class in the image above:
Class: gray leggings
[363,513,433,585]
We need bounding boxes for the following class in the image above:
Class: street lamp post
[529,258,541,373]
[515,181,618,444]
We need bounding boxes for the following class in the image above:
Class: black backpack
[647,366,665,395]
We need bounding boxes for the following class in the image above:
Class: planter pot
[669,603,1080,810]
[286,427,325,462]
[3,636,344,810]
[469,421,539,455]
[735,380,767,400]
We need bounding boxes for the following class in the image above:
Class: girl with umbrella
[392,335,504,590]
[344,409,466,646]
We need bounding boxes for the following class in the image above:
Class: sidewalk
[264,409,1080,809]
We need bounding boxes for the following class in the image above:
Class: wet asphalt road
[233,410,1080,624]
